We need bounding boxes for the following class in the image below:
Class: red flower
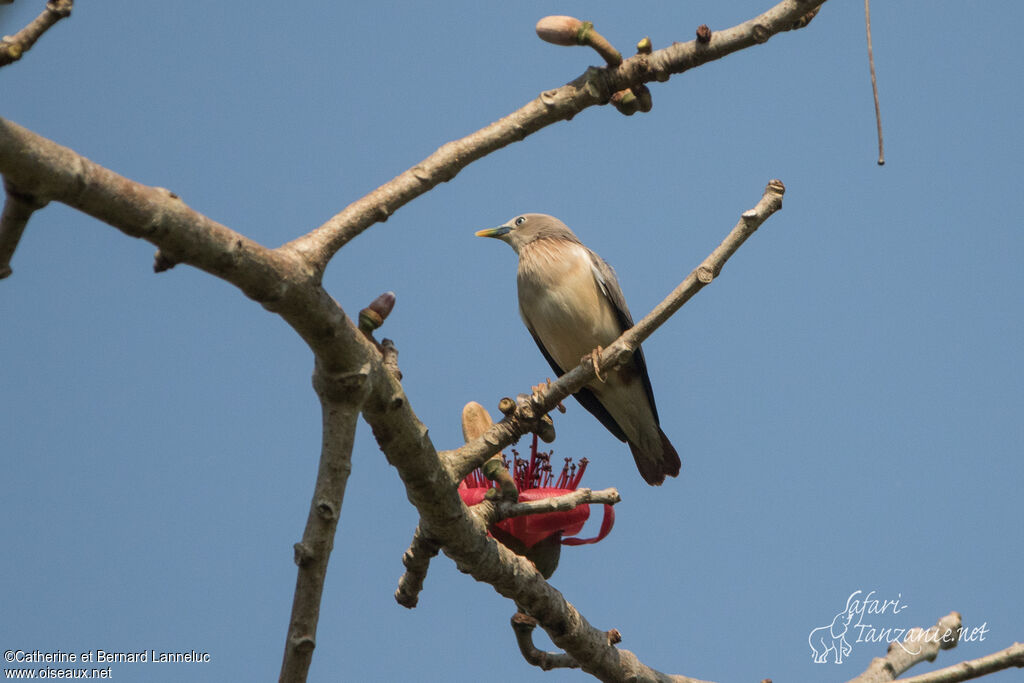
[459,434,615,549]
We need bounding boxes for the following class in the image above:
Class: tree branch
[847,612,963,682]
[0,177,47,279]
[0,0,73,68]
[283,0,825,274]
[0,117,297,295]
[394,524,441,609]
[864,0,885,165]
[489,488,620,523]
[0,116,379,373]
[897,642,1024,683]
[278,360,369,682]
[845,609,1024,683]
[511,612,582,672]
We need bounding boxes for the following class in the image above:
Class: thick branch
[279,361,369,683]
[284,0,825,273]
[0,0,73,68]
[0,117,378,373]
[445,180,786,482]
[0,118,298,292]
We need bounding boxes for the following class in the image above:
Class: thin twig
[511,612,581,671]
[0,0,73,68]
[865,0,885,165]
[0,178,47,279]
[394,525,441,609]
[898,642,1024,683]
[492,488,620,523]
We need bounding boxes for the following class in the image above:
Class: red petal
[458,487,489,506]
[561,504,615,546]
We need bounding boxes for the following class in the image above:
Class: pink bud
[358,291,396,333]
[535,15,584,46]
[368,291,396,319]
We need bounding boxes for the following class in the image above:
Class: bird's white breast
[517,240,621,372]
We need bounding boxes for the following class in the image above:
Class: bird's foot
[587,347,605,382]
[532,378,567,413]
[531,381,546,404]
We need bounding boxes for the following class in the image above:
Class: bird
[476,213,680,485]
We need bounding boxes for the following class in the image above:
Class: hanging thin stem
[865,0,885,165]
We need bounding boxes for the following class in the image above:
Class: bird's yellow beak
[475,225,511,238]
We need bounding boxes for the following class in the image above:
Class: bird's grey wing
[523,320,629,443]
[587,250,661,425]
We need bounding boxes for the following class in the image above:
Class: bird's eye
[515,216,526,226]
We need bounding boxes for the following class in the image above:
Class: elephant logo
[808,593,858,664]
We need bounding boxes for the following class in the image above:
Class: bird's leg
[587,347,605,382]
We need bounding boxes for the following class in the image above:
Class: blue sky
[2,2,1021,681]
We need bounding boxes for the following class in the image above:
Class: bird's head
[475,213,578,254]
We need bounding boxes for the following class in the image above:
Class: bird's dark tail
[629,428,681,486]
